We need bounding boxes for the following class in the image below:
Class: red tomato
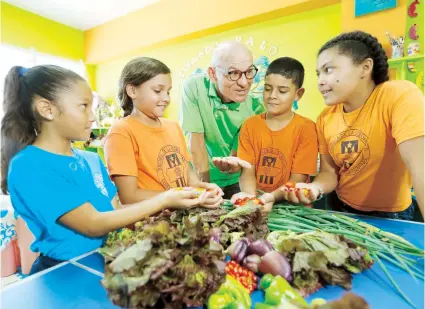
[285,182,296,189]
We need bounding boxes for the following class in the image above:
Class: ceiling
[3,0,160,30]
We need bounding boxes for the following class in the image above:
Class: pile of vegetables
[100,205,269,309]
[100,198,422,309]
[227,237,291,282]
[267,230,373,296]
[208,274,370,309]
[100,218,226,308]
[167,204,269,248]
[268,205,424,306]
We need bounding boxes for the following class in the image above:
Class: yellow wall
[85,0,340,64]
[96,4,341,122]
[1,2,85,60]
[341,0,408,56]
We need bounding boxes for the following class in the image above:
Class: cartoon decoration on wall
[409,24,420,40]
[407,42,421,55]
[408,0,420,17]
[386,0,423,93]
[386,32,405,58]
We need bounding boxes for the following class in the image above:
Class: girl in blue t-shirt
[1,65,209,274]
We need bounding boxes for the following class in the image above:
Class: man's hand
[212,157,252,174]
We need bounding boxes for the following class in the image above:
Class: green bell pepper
[208,275,251,309]
[259,275,308,308]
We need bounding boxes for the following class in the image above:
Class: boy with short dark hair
[224,57,318,211]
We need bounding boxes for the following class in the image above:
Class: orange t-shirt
[238,113,318,193]
[103,116,191,190]
[317,80,424,212]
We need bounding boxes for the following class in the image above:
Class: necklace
[341,87,376,128]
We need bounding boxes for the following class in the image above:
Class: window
[0,44,87,120]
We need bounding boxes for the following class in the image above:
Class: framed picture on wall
[355,0,397,17]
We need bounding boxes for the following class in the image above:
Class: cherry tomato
[301,188,310,197]
[285,182,296,189]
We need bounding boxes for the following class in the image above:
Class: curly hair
[318,31,389,85]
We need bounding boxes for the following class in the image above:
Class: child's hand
[280,182,321,205]
[196,182,223,209]
[212,157,252,174]
[230,192,256,204]
[160,187,202,209]
[259,192,275,215]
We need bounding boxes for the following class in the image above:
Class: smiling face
[129,73,172,119]
[208,42,255,103]
[316,47,368,106]
[263,74,304,116]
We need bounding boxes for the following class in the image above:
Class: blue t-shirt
[7,146,117,261]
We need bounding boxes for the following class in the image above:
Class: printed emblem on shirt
[157,145,189,189]
[329,129,370,176]
[93,173,109,197]
[257,148,286,191]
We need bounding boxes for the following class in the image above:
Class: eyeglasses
[215,66,258,81]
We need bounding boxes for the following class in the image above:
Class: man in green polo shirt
[180,41,265,199]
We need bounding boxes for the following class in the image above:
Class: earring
[47,114,53,120]
[292,100,299,111]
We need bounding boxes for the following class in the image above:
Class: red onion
[243,254,261,273]
[259,251,292,281]
[249,239,274,256]
[227,240,249,263]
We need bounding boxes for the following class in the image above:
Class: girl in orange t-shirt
[104,57,223,208]
[283,31,424,221]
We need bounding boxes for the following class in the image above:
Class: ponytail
[117,87,133,117]
[1,66,37,194]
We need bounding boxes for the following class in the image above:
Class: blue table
[1,215,423,309]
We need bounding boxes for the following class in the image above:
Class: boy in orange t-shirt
[103,57,223,208]
[216,57,318,211]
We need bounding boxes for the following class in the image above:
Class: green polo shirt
[180,73,265,187]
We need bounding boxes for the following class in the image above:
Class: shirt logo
[69,162,78,171]
[257,148,286,191]
[93,173,108,197]
[341,140,359,154]
[157,145,189,189]
[330,129,370,176]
